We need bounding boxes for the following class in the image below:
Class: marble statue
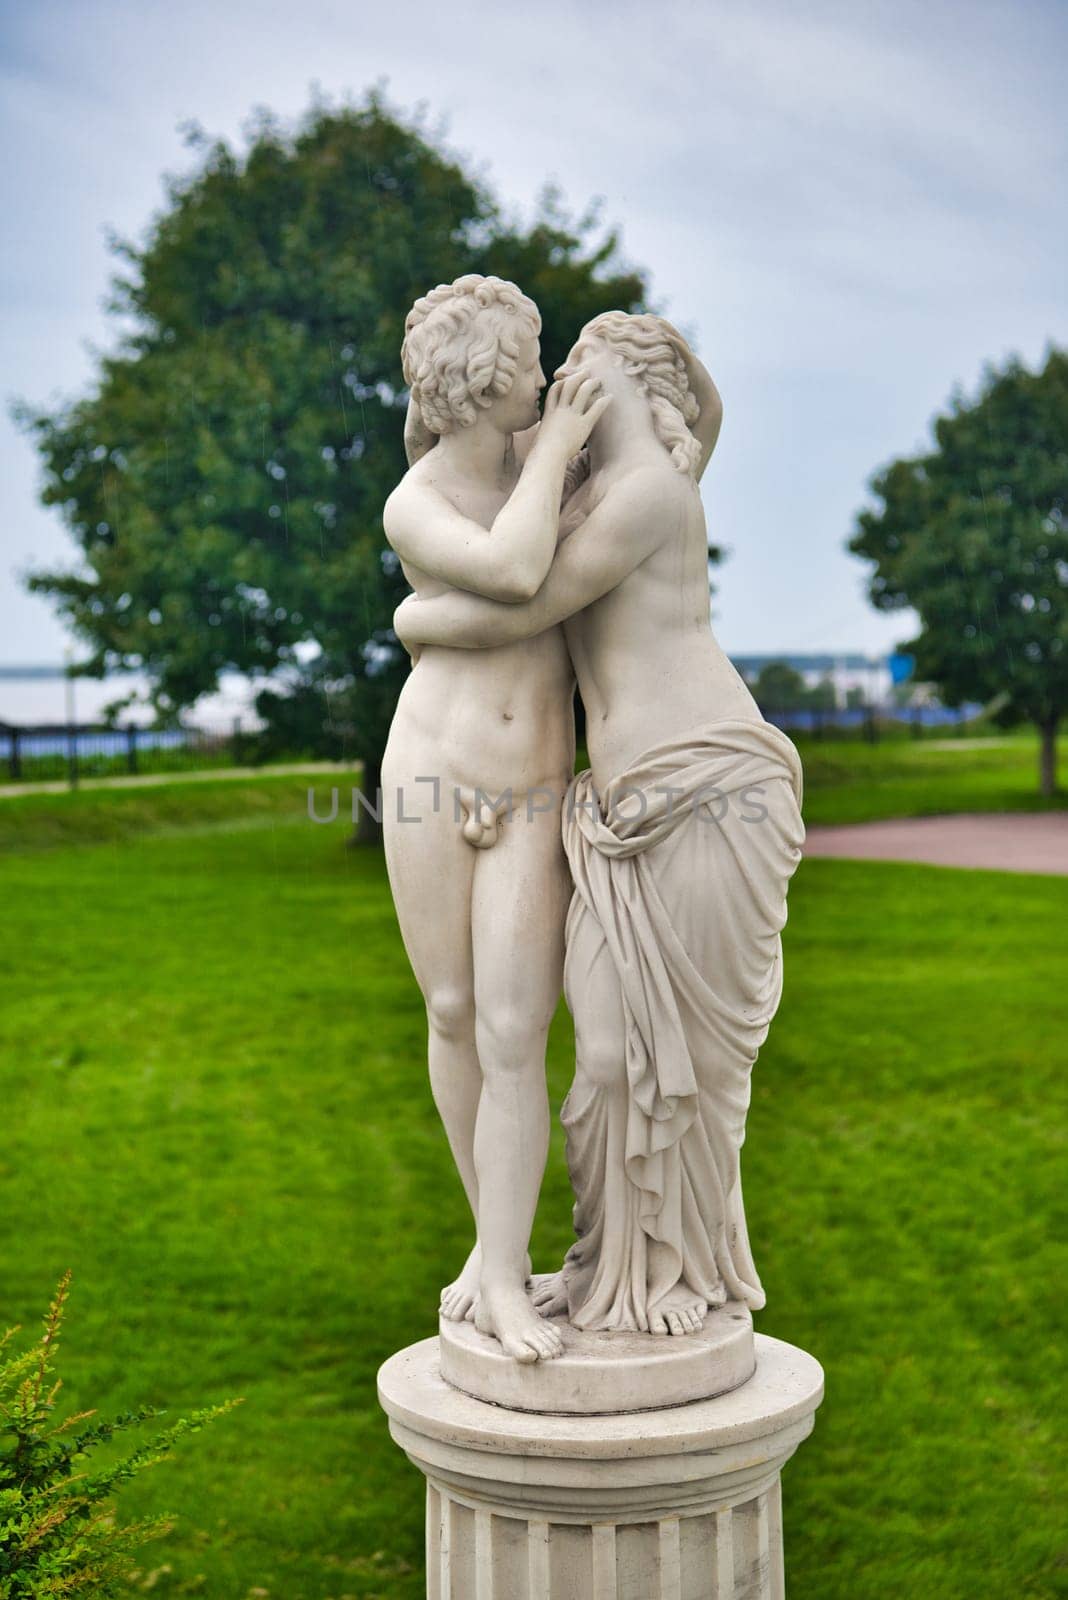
[384,275,804,1365]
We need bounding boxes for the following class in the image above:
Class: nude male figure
[381,275,608,1362]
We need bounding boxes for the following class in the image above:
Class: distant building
[731,654,891,709]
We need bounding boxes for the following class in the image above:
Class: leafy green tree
[806,676,838,713]
[850,350,1068,794]
[752,661,809,712]
[16,96,653,828]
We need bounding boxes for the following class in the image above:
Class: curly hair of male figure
[402,275,541,436]
[581,311,702,476]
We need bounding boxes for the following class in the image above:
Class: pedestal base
[439,1298,755,1414]
[378,1332,823,1599]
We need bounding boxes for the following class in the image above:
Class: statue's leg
[547,899,647,1328]
[561,855,707,1338]
[382,766,482,1320]
[469,798,570,1362]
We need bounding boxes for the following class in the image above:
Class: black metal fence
[2,701,988,790]
[0,720,257,787]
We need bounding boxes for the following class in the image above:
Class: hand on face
[539,368,612,458]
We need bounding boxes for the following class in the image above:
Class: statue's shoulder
[590,459,700,572]
[633,457,702,516]
[384,460,443,534]
[604,458,686,522]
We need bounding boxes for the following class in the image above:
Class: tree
[16,95,656,830]
[850,350,1068,795]
[752,661,809,712]
[806,676,838,713]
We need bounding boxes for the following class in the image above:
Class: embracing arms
[393,467,672,652]
[385,376,609,604]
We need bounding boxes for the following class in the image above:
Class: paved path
[804,812,1068,875]
[0,761,357,800]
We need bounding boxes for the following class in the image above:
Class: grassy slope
[0,770,339,852]
[1,773,1065,1597]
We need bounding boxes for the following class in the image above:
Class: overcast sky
[3,0,1066,685]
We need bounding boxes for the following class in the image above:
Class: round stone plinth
[439,1300,755,1414]
[379,1332,823,1599]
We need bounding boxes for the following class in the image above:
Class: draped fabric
[559,719,804,1332]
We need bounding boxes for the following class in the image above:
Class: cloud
[1,0,1065,663]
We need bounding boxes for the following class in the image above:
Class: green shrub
[0,1276,237,1597]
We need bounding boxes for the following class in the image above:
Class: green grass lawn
[797,729,1064,825]
[1,773,1065,1598]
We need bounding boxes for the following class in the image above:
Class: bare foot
[442,1248,533,1324]
[440,1244,481,1322]
[530,1269,568,1318]
[649,1282,708,1337]
[475,1284,565,1363]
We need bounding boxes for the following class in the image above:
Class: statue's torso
[388,457,575,794]
[564,468,761,789]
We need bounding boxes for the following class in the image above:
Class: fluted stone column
[378,1333,822,1599]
